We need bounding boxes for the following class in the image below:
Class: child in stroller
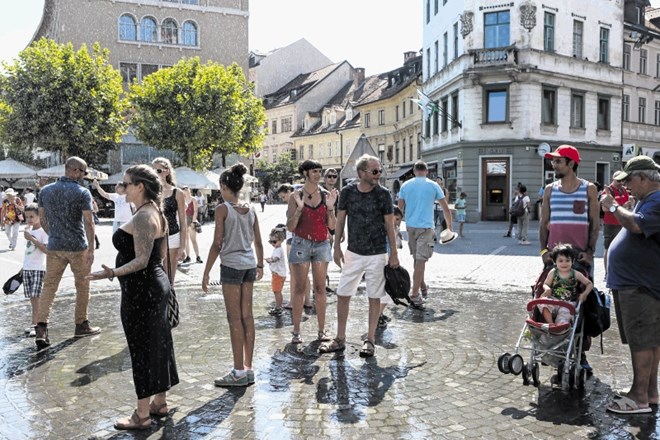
[538,243,593,325]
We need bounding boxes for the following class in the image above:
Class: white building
[423,0,624,221]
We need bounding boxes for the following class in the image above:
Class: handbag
[3,270,23,295]
[165,239,180,329]
[194,221,202,234]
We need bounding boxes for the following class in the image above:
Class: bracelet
[257,265,264,269]
[540,248,549,256]
[108,269,115,281]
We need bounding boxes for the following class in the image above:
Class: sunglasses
[363,168,383,175]
[325,175,338,179]
[116,183,126,188]
[268,240,279,244]
[122,181,137,187]
[76,168,87,174]
[155,168,167,174]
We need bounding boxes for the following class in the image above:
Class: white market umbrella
[0,159,40,184]
[174,167,219,190]
[37,164,108,180]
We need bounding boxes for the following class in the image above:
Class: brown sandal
[319,337,345,353]
[149,401,169,417]
[359,340,375,358]
[114,410,151,430]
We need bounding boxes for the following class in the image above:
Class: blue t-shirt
[398,177,445,228]
[607,190,660,300]
[38,177,94,252]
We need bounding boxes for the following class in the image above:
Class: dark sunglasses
[268,240,279,244]
[116,182,126,188]
[364,168,383,175]
[325,174,338,179]
[122,181,137,187]
[155,168,166,174]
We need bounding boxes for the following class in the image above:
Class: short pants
[168,232,181,249]
[271,273,286,293]
[336,250,387,299]
[613,287,660,351]
[288,236,332,265]
[23,270,45,298]
[406,227,435,261]
[220,265,257,285]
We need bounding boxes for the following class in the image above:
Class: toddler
[539,243,592,325]
[266,225,287,316]
[22,204,48,337]
[455,192,467,238]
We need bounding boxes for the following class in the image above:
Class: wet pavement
[0,205,658,439]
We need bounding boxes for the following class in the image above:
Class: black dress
[113,229,179,399]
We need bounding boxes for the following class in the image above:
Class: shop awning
[386,166,414,180]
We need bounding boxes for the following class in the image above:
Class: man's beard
[555,170,565,179]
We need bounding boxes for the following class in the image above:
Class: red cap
[545,145,581,164]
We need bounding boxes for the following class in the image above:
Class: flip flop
[319,338,345,353]
[607,395,652,414]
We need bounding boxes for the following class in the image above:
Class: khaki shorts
[407,227,435,261]
[613,287,660,351]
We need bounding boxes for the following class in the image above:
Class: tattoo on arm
[116,212,156,276]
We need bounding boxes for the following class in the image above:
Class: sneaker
[503,232,511,237]
[377,315,388,329]
[24,327,33,335]
[74,320,101,338]
[421,289,429,300]
[196,256,203,263]
[317,330,331,342]
[520,240,531,245]
[268,307,283,316]
[410,295,424,309]
[35,324,50,349]
[291,332,303,344]
[581,354,593,375]
[246,369,255,385]
[380,313,391,322]
[214,370,248,387]
[28,327,36,338]
[182,256,191,264]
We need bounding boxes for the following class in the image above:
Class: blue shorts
[220,265,257,285]
[288,236,332,265]
[457,212,466,223]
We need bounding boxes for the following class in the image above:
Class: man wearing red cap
[539,144,600,372]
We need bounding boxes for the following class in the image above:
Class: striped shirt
[547,179,590,252]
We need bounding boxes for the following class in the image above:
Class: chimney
[404,51,417,63]
[353,68,365,87]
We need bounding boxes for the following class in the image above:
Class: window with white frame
[453,22,459,59]
[271,120,277,134]
[484,11,510,48]
[441,97,448,132]
[281,117,292,132]
[327,142,332,158]
[544,13,555,52]
[396,105,400,122]
[573,20,583,58]
[300,146,304,160]
[623,94,630,122]
[599,27,609,64]
[120,62,137,84]
[655,101,660,125]
[542,87,557,125]
[182,21,198,46]
[141,64,158,80]
[309,145,314,159]
[639,97,646,123]
[640,49,648,75]
[364,112,371,128]
[571,92,585,128]
[451,93,459,128]
[161,19,178,44]
[434,40,439,74]
[443,32,448,67]
[623,44,631,71]
[119,14,137,41]
[378,109,385,125]
[141,17,157,42]
[597,96,610,130]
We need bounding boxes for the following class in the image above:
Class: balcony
[469,46,518,66]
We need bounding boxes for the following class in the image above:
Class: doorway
[481,157,510,221]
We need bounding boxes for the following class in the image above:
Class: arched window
[182,21,198,46]
[161,19,178,45]
[119,14,137,41]
[140,17,157,43]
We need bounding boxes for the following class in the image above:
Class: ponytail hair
[220,163,247,195]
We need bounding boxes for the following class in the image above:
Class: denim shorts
[220,265,257,285]
[288,236,332,264]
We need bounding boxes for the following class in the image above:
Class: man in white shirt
[23,188,36,205]
[194,190,206,223]
[93,180,133,233]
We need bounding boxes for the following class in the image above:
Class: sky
[0,0,422,76]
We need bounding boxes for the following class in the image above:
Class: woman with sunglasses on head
[93,179,133,233]
[322,168,340,246]
[286,160,338,346]
[152,157,187,283]
[87,165,179,430]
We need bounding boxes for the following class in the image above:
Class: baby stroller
[497,265,587,391]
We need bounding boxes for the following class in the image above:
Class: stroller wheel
[532,362,540,388]
[569,364,576,389]
[508,354,524,376]
[576,366,586,390]
[497,353,512,374]
[522,363,530,386]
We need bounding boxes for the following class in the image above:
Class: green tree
[256,151,298,194]
[129,58,265,169]
[0,38,126,166]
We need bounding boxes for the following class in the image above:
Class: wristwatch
[609,205,619,213]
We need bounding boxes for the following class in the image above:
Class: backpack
[383,265,412,307]
[582,287,611,338]
[510,197,525,217]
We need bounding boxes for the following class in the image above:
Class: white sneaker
[520,240,531,245]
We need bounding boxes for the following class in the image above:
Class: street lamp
[336,130,343,188]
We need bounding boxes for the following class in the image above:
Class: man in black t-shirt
[319,155,399,358]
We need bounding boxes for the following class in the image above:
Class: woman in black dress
[88,164,178,430]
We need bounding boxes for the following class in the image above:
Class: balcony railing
[469,46,518,66]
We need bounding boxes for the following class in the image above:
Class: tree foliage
[0,38,126,166]
[129,58,266,169]
[256,151,298,194]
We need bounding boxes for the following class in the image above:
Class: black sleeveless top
[163,188,180,236]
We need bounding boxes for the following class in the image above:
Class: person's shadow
[1,338,80,380]
[263,343,321,391]
[70,346,130,386]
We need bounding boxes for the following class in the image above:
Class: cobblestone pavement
[0,205,658,439]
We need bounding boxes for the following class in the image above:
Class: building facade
[423,0,624,221]
[32,0,249,171]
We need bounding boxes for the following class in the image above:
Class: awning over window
[386,166,414,180]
